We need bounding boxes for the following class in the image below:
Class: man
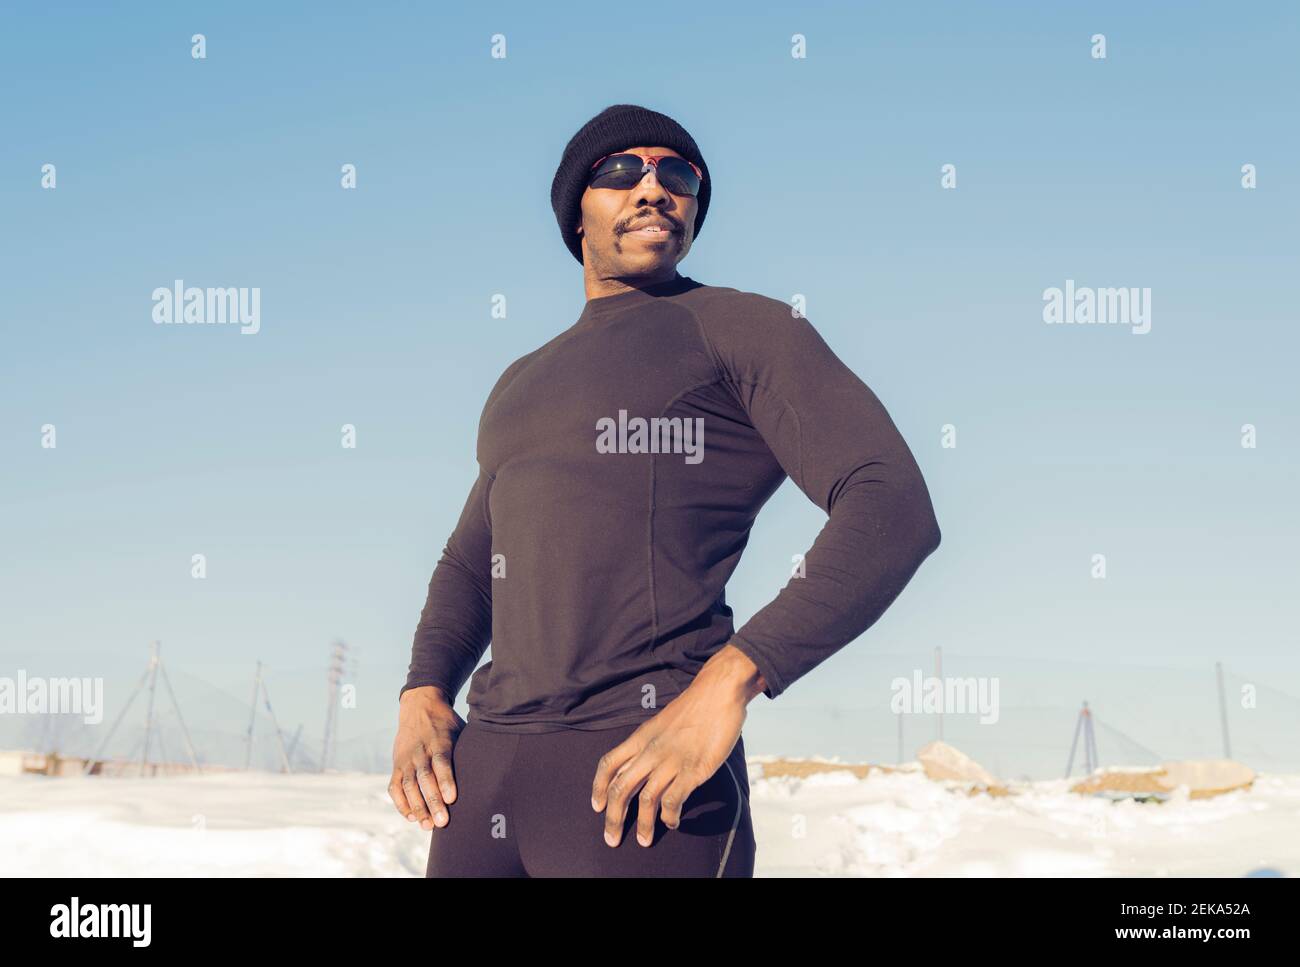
[390,104,941,877]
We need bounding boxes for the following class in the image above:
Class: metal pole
[260,677,293,774]
[1083,703,1097,773]
[85,665,151,775]
[159,661,201,772]
[244,661,262,771]
[139,641,161,777]
[1065,702,1085,778]
[1216,662,1232,759]
[322,641,346,773]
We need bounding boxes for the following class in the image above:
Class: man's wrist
[706,644,768,704]
[402,683,452,706]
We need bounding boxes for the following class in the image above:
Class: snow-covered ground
[2,762,1297,877]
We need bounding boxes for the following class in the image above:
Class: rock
[917,740,999,786]
[1070,759,1256,800]
[1153,760,1255,798]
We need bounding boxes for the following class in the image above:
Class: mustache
[619,214,681,233]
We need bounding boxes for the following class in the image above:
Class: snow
[1,764,1297,877]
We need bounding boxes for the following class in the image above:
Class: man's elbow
[918,513,941,561]
[897,481,941,568]
[838,461,941,570]
[917,495,941,553]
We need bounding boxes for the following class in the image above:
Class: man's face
[576,145,697,275]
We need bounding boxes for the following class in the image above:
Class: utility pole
[1216,662,1232,759]
[244,661,294,773]
[139,641,161,776]
[1065,700,1099,778]
[260,672,293,774]
[321,640,348,772]
[87,641,201,777]
[244,661,262,770]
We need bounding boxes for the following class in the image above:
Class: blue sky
[2,1,1298,773]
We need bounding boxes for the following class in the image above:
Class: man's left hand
[590,644,764,847]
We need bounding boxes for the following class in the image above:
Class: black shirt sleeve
[697,293,942,699]
[401,466,494,701]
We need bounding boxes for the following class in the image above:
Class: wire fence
[3,653,1297,780]
[738,655,1300,781]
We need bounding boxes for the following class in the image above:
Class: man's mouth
[623,222,677,241]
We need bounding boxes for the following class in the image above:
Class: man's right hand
[390,685,464,830]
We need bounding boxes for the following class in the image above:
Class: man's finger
[658,769,700,832]
[429,743,457,805]
[388,769,416,821]
[402,772,433,829]
[591,737,641,811]
[603,756,654,847]
[415,763,447,827]
[416,764,447,821]
[635,767,677,847]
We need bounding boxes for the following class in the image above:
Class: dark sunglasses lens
[653,157,700,196]
[589,155,645,189]
[589,155,700,196]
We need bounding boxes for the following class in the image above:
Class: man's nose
[631,166,671,207]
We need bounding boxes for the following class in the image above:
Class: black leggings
[425,719,755,877]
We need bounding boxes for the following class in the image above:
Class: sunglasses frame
[586,152,704,195]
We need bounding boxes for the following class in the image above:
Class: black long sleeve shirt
[403,274,941,732]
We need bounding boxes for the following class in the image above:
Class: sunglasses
[587,153,704,197]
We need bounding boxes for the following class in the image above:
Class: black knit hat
[550,104,711,265]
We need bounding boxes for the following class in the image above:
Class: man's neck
[583,267,682,302]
